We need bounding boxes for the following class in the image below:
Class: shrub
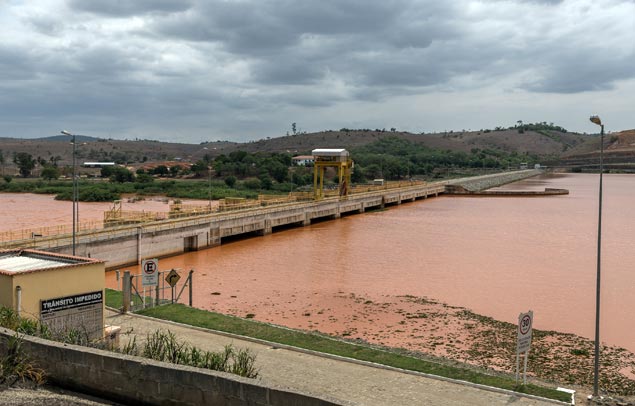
[243,178,261,190]
[140,329,258,378]
[224,176,237,188]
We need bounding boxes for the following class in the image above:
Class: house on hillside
[292,155,314,166]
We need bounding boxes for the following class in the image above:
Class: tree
[152,165,169,176]
[225,176,237,188]
[136,173,154,183]
[110,167,134,183]
[13,152,36,177]
[259,174,273,189]
[49,155,62,167]
[169,165,182,177]
[41,165,60,180]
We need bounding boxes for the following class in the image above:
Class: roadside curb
[107,309,570,405]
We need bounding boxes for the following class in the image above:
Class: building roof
[0,249,103,275]
[312,148,349,157]
[292,155,314,160]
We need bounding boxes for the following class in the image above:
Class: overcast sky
[1,0,633,143]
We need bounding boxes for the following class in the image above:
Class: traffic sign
[516,310,534,385]
[142,258,159,287]
[517,310,533,354]
[165,269,181,287]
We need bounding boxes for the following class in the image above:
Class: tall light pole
[61,130,77,255]
[589,115,604,397]
[208,165,212,211]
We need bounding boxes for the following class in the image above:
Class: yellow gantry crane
[312,149,353,200]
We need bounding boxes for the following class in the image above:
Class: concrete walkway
[105,310,565,406]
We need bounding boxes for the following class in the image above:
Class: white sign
[142,258,159,286]
[517,310,533,354]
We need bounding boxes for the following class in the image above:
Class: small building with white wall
[292,155,315,166]
[0,249,105,339]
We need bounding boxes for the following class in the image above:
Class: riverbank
[125,291,635,398]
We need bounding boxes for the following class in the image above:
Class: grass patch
[135,302,570,403]
[105,288,158,311]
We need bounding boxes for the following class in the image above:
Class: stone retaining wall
[0,327,343,406]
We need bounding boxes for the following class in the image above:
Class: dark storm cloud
[2,0,635,139]
[152,0,465,92]
[67,0,193,17]
[155,0,409,50]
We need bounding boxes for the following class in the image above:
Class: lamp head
[589,115,602,126]
[61,130,72,136]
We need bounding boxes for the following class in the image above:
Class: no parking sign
[142,258,159,287]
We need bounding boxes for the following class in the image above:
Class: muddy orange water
[4,174,635,353]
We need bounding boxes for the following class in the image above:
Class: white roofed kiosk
[0,249,106,340]
[311,149,353,200]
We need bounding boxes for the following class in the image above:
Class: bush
[242,178,261,190]
[139,329,258,378]
[224,176,237,188]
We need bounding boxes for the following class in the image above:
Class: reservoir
[3,173,633,352]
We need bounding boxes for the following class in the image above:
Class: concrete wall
[0,327,343,406]
[0,273,13,309]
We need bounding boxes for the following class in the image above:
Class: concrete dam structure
[2,170,540,269]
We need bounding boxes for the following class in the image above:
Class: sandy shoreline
[210,291,635,396]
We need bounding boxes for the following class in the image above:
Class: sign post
[516,310,533,385]
[142,258,159,287]
[165,269,181,303]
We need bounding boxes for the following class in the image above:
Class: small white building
[292,155,315,166]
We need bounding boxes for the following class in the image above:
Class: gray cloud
[0,0,634,141]
[67,0,193,17]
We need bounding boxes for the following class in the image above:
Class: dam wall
[3,171,540,269]
[448,170,541,192]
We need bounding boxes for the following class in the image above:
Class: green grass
[105,288,157,310]
[114,293,569,403]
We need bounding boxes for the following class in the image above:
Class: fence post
[122,270,131,313]
[188,269,194,306]
[155,282,160,307]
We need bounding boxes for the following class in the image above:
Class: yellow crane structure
[312,148,353,200]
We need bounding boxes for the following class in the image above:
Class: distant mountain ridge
[3,127,633,168]
[35,135,104,143]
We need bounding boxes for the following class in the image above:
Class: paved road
[106,310,564,406]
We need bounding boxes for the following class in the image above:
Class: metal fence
[117,269,194,313]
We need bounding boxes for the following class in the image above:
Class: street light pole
[61,130,77,255]
[589,115,604,397]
